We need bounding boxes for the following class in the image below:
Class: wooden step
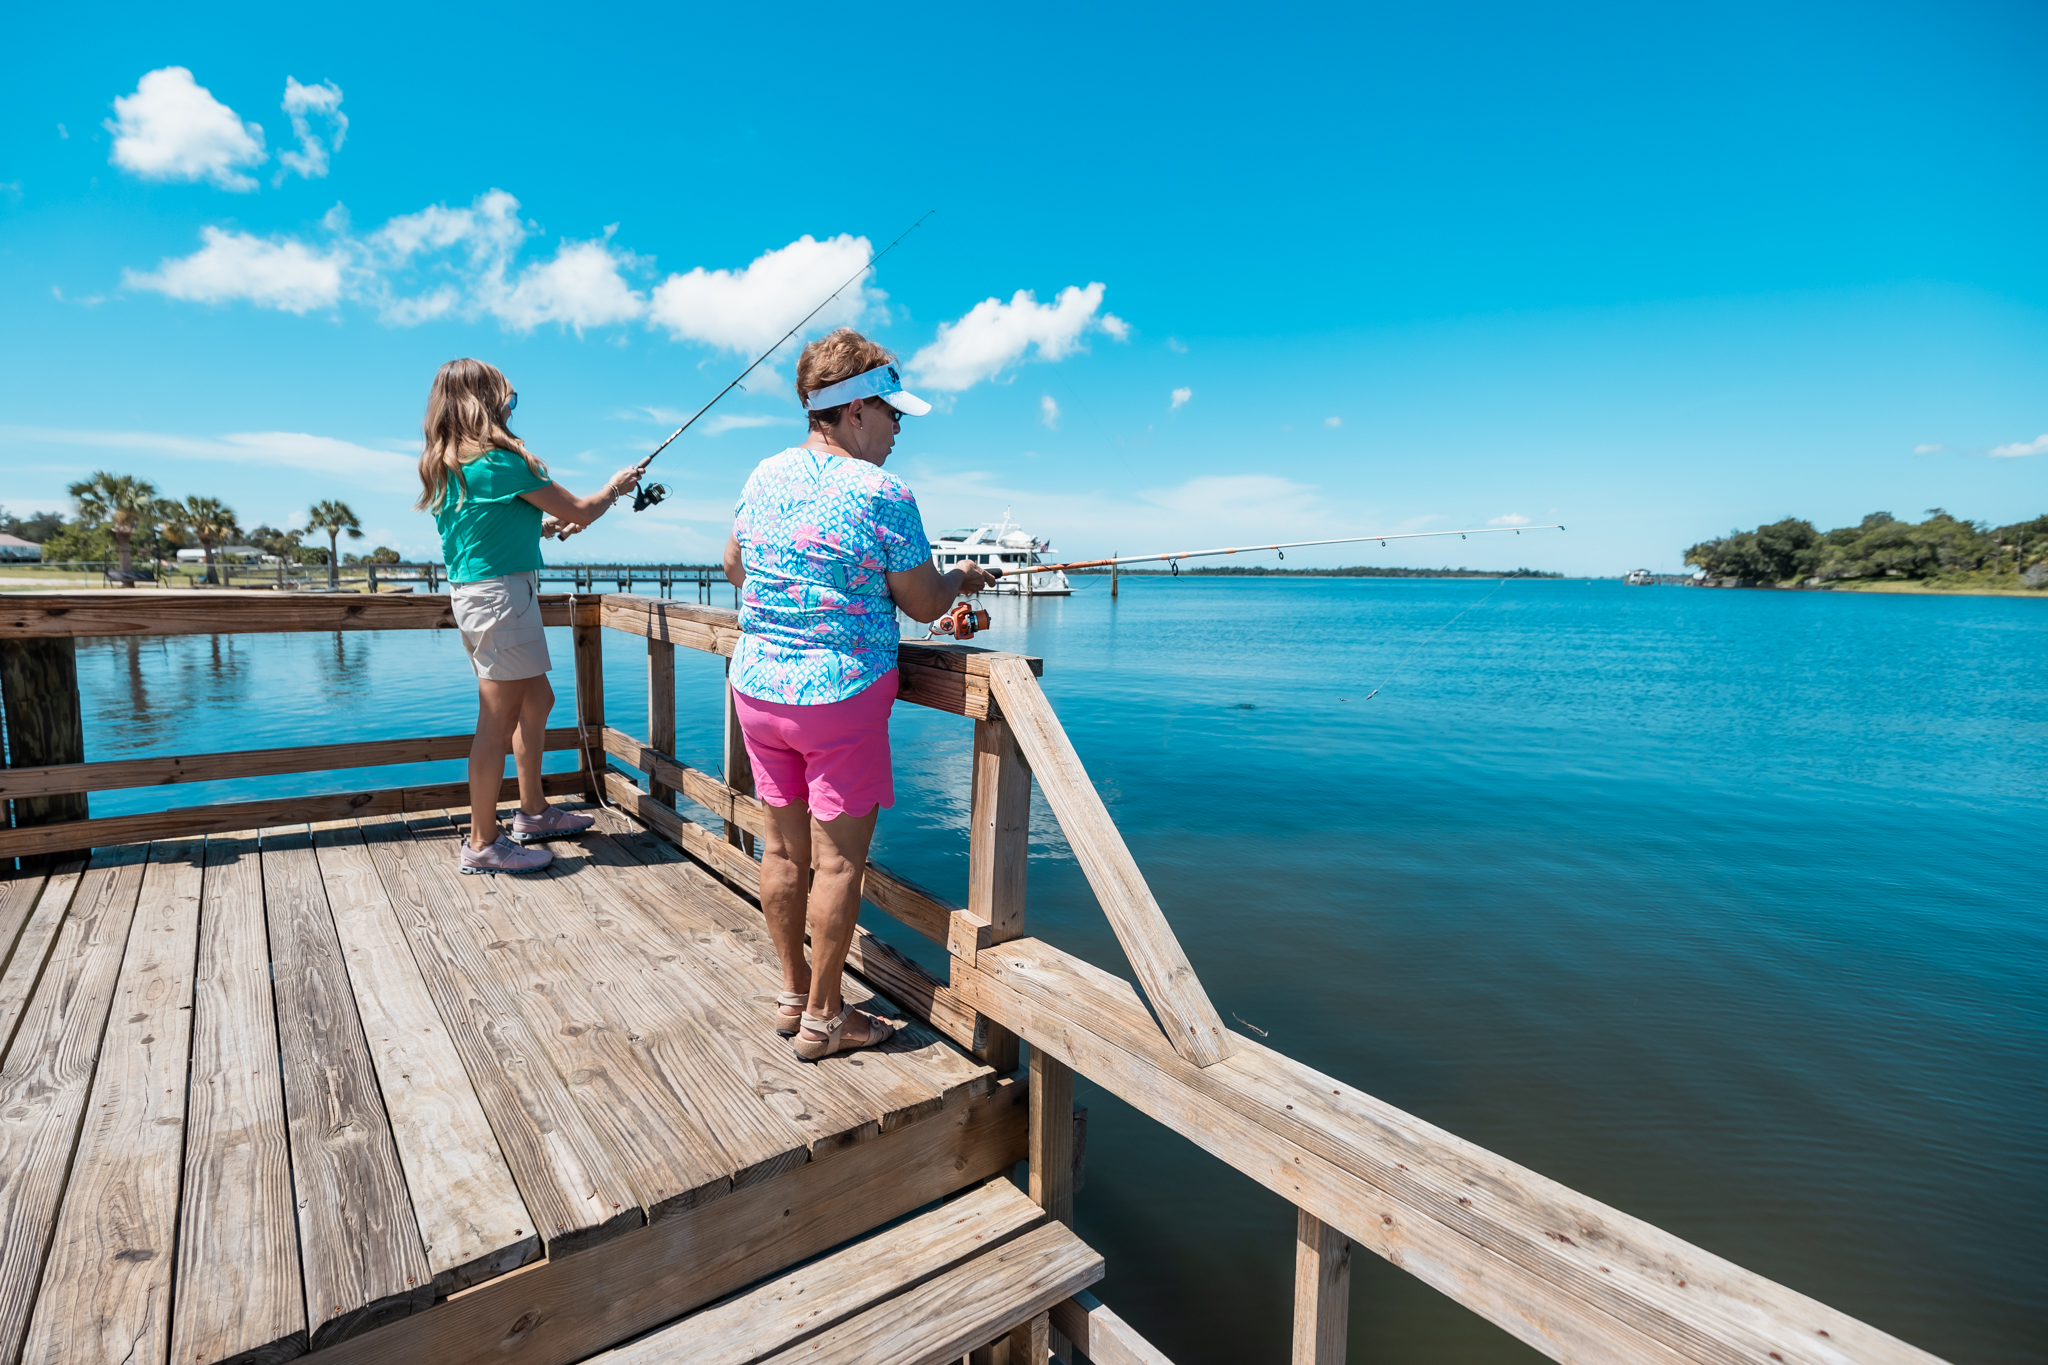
[592,1178,1102,1365]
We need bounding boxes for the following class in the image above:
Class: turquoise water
[62,579,2047,1364]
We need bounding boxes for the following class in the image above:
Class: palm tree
[307,500,363,589]
[68,472,160,578]
[181,496,239,586]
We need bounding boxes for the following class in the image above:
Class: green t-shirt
[434,449,550,583]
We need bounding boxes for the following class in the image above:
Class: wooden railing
[0,591,1951,1365]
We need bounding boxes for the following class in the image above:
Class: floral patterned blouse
[731,447,931,705]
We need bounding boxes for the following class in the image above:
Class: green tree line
[1,471,400,586]
[1686,509,2048,586]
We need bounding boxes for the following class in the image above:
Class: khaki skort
[450,571,552,681]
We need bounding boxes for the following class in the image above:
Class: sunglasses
[508,391,519,413]
[865,400,900,425]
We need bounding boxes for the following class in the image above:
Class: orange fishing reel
[929,602,991,640]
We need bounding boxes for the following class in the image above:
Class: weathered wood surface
[0,843,148,1365]
[261,828,433,1348]
[314,1081,1029,1365]
[354,817,639,1257]
[171,835,305,1365]
[968,718,1030,1074]
[1051,1291,1179,1365]
[312,824,540,1296]
[579,802,994,1124]
[572,615,605,801]
[750,1218,1102,1365]
[721,672,754,856]
[1030,1049,1077,1229]
[590,1178,1047,1365]
[647,639,676,807]
[0,638,88,840]
[0,591,594,639]
[985,656,1233,1068]
[17,840,202,1365]
[0,769,583,860]
[955,938,1951,1365]
[1,727,581,801]
[412,810,741,1221]
[1292,1208,1352,1365]
[0,865,80,1062]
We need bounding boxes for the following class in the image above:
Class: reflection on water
[64,583,2048,1364]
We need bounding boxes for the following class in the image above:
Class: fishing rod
[592,209,937,525]
[988,523,1565,577]
[925,523,1566,637]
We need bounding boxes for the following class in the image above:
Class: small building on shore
[0,533,41,562]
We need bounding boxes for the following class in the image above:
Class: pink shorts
[732,670,898,822]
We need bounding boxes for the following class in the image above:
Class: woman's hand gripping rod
[613,210,938,522]
[981,523,1567,582]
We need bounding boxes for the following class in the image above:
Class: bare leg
[467,678,530,851]
[803,807,881,1043]
[511,675,554,815]
[759,799,816,1017]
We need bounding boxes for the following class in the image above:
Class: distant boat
[1625,568,1655,586]
[929,513,1073,596]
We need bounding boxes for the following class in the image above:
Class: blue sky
[3,0,2044,573]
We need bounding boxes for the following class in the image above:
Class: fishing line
[616,210,938,519]
[1359,574,1516,702]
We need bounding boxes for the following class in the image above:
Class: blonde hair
[796,328,898,429]
[414,358,549,512]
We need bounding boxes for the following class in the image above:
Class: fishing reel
[928,602,991,640]
[632,481,669,512]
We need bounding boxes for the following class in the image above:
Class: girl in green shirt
[415,357,643,874]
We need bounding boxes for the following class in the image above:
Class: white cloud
[1324,416,1342,428]
[908,283,1127,392]
[488,232,646,334]
[0,425,417,490]
[1912,443,1944,454]
[699,413,798,436]
[107,67,266,191]
[1166,336,1188,354]
[276,77,347,181]
[1988,433,2048,457]
[647,234,878,353]
[124,226,346,313]
[1488,512,1532,526]
[1040,395,1061,430]
[1170,387,1193,410]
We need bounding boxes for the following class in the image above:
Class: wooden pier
[0,592,1953,1364]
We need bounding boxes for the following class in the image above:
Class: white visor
[801,362,932,417]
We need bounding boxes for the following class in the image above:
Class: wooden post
[647,639,676,808]
[1110,551,1118,599]
[1008,1310,1049,1364]
[968,717,1030,1075]
[1030,1046,1076,1363]
[1291,1208,1351,1365]
[572,611,605,803]
[0,637,88,867]
[722,667,755,858]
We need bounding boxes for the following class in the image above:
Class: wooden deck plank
[570,814,962,1136]
[405,813,730,1222]
[578,804,994,1121]
[171,835,305,1365]
[0,843,149,1365]
[0,864,82,1064]
[312,1080,1029,1365]
[18,840,204,1365]
[591,1178,1048,1365]
[751,1219,1103,1365]
[526,826,871,1168]
[311,825,542,1296]
[259,829,433,1349]
[0,871,50,989]
[353,816,641,1257]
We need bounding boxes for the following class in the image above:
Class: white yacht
[929,514,1073,595]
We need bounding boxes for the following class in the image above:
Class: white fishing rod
[984,523,1566,580]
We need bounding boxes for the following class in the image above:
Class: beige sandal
[793,1006,895,1062]
[773,991,807,1037]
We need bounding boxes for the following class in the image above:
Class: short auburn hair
[796,328,896,428]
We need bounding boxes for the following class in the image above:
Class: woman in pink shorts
[722,329,993,1060]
